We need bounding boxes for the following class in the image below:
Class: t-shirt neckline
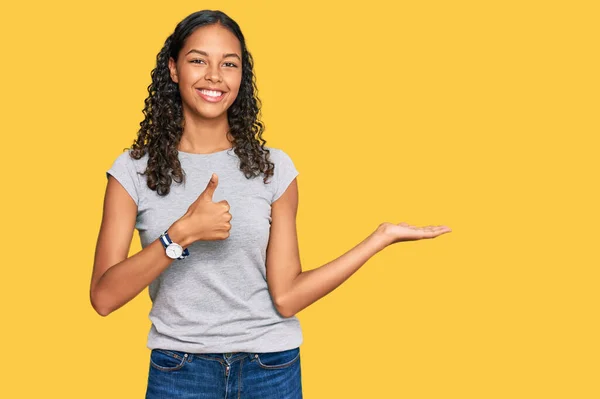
[178,147,234,157]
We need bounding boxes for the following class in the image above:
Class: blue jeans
[145,347,302,398]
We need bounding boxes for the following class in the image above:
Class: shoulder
[106,149,150,196]
[108,149,148,174]
[264,146,299,203]
[265,146,296,165]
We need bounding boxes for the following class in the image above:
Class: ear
[168,57,179,83]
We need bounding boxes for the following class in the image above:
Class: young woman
[90,9,451,399]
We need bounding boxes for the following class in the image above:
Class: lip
[195,88,227,103]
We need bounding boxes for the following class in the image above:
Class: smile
[196,88,226,103]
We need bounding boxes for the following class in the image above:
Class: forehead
[181,24,241,55]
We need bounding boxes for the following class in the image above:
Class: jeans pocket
[150,349,188,372]
[255,347,300,370]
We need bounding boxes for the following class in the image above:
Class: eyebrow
[185,49,241,61]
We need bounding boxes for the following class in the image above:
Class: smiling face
[168,23,243,121]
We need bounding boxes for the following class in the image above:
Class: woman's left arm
[266,177,451,318]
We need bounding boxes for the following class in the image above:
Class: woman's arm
[265,178,451,318]
[90,176,192,316]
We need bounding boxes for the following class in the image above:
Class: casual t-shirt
[105,146,303,353]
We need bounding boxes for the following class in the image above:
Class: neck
[178,110,233,153]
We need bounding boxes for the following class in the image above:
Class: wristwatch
[159,230,190,260]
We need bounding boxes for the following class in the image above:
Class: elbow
[277,307,295,319]
[94,306,111,317]
[90,288,112,317]
[274,296,295,318]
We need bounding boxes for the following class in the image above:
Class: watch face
[166,243,183,259]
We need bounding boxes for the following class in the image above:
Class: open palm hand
[376,222,452,245]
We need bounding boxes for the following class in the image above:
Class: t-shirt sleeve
[271,148,300,203]
[106,151,140,206]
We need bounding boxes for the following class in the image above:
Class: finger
[201,173,218,200]
[218,200,230,212]
[430,227,452,237]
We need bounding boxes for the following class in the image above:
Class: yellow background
[1,0,598,397]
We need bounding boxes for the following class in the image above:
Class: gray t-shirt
[106,146,303,353]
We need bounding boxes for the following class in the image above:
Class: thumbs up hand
[178,173,232,242]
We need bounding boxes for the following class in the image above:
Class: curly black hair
[126,9,275,196]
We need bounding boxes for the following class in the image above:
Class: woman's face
[168,23,243,121]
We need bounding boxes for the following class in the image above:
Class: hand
[179,173,232,242]
[375,222,452,246]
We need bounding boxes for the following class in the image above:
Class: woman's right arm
[89,176,193,317]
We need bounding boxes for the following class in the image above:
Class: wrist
[370,226,392,251]
[168,219,194,249]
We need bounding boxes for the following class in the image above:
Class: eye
[224,62,238,68]
[190,59,205,64]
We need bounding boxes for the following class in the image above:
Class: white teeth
[199,89,223,97]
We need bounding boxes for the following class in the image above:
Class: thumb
[201,173,218,200]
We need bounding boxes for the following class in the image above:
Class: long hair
[127,9,275,196]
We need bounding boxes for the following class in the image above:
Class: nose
[204,63,222,83]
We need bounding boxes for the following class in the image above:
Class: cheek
[228,88,240,104]
[225,83,241,105]
[178,66,196,83]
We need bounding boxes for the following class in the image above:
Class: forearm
[277,230,389,317]
[91,220,191,316]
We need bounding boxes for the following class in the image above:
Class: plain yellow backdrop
[1,0,598,398]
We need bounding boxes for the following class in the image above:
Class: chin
[190,104,224,118]
[197,111,228,120]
